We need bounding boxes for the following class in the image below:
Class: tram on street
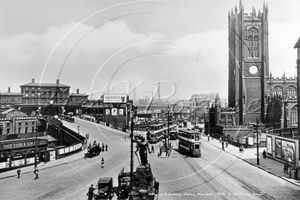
[59,114,75,123]
[178,128,201,157]
[147,124,177,143]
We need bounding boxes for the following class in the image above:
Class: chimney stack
[56,79,59,84]
[8,87,10,93]
[77,89,79,94]
[32,78,35,83]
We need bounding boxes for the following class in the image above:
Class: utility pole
[129,106,134,200]
[256,118,260,165]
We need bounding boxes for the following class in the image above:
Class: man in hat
[86,184,95,200]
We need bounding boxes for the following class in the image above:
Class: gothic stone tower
[228,1,269,125]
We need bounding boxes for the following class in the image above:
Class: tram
[147,124,177,143]
[59,114,75,123]
[178,128,201,157]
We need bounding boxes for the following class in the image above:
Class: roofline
[294,36,300,48]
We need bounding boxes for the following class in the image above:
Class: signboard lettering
[103,94,127,103]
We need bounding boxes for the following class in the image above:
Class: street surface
[1,119,300,200]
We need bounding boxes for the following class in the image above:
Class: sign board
[0,139,47,150]
[112,108,118,116]
[103,94,127,103]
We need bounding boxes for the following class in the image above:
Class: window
[291,106,298,124]
[287,87,296,97]
[195,144,200,149]
[32,122,34,125]
[32,92,35,97]
[18,128,21,133]
[19,122,21,126]
[18,98,22,103]
[247,27,259,57]
[25,127,28,133]
[25,122,28,125]
[7,129,10,134]
[25,92,29,97]
[32,127,34,132]
[273,86,283,97]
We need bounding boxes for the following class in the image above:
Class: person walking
[17,168,21,178]
[263,149,267,159]
[86,184,95,200]
[207,133,210,141]
[225,140,228,148]
[34,167,39,180]
[151,145,155,153]
[105,144,108,151]
[101,157,104,168]
[222,141,225,152]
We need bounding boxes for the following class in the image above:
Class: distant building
[0,87,22,109]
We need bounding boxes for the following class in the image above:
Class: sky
[0,0,299,101]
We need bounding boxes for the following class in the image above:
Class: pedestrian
[34,167,39,180]
[222,141,225,151]
[86,184,95,200]
[219,137,222,143]
[151,145,155,153]
[283,162,288,174]
[102,143,105,151]
[225,140,228,148]
[154,179,159,194]
[208,133,210,141]
[105,144,108,151]
[101,157,104,168]
[17,168,21,178]
[263,149,267,159]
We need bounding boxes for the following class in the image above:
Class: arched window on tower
[287,86,296,98]
[247,27,259,57]
[290,106,298,125]
[273,86,283,97]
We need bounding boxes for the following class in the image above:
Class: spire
[270,71,272,78]
[239,0,242,10]
[235,5,237,14]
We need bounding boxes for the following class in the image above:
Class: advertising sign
[248,137,253,145]
[0,139,47,150]
[267,136,272,154]
[104,94,127,103]
[119,109,124,115]
[111,108,118,116]
[282,140,296,163]
[275,139,282,159]
[105,109,110,115]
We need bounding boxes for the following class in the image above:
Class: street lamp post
[165,106,170,148]
[256,118,260,165]
[129,106,135,200]
[34,120,38,168]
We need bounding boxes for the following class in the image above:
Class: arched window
[273,86,283,97]
[290,106,298,124]
[287,86,296,97]
[247,27,259,57]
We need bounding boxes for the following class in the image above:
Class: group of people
[16,166,39,180]
[219,137,228,152]
[88,140,108,152]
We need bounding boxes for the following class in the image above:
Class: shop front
[0,138,48,171]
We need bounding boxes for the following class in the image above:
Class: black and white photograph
[1,0,300,199]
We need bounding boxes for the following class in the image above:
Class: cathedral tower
[228,1,269,125]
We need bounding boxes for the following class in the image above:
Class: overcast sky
[0,0,299,101]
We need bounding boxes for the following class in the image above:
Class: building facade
[228,2,269,125]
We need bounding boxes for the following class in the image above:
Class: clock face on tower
[249,65,258,75]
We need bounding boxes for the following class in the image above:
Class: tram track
[213,163,275,200]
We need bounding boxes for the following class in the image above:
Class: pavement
[200,132,300,188]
